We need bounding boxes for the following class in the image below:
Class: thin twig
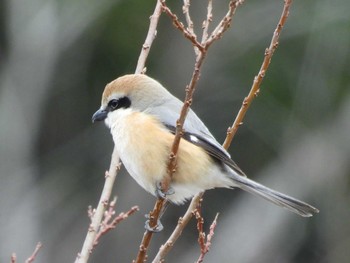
[182,0,195,37]
[25,242,43,263]
[205,0,244,48]
[75,149,121,263]
[196,214,219,263]
[164,50,207,187]
[223,0,293,148]
[92,197,139,250]
[183,0,199,55]
[201,0,213,44]
[135,0,163,74]
[194,200,205,252]
[161,0,205,52]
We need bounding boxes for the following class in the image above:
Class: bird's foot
[155,181,175,199]
[144,215,164,232]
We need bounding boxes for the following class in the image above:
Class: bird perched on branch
[92,74,319,218]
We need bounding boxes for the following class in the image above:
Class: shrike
[92,74,319,217]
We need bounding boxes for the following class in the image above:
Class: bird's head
[92,74,171,125]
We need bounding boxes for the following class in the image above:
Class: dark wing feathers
[164,124,246,177]
[147,97,245,177]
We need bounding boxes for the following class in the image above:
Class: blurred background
[0,0,349,262]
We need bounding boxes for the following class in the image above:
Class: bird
[92,74,319,218]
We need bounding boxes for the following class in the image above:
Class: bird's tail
[229,173,319,217]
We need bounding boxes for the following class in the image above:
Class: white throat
[104,108,133,129]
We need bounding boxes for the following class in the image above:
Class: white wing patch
[189,135,199,143]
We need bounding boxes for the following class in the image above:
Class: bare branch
[134,199,167,263]
[25,242,43,263]
[135,0,163,74]
[194,201,205,252]
[201,0,213,44]
[152,194,202,263]
[223,0,293,149]
[183,0,199,56]
[75,150,121,263]
[196,214,219,263]
[161,1,205,52]
[206,0,244,48]
[182,0,195,37]
[93,198,139,249]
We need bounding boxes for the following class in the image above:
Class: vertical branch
[134,198,167,263]
[152,194,202,263]
[136,2,209,259]
[201,0,213,44]
[163,50,206,191]
[153,1,244,262]
[135,0,163,74]
[132,2,167,263]
[223,0,293,149]
[183,0,199,56]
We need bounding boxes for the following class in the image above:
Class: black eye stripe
[107,97,131,111]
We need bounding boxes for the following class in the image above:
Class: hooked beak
[92,108,108,123]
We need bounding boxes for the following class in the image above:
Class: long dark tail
[229,173,319,217]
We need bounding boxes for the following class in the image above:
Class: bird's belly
[110,117,168,195]
[109,110,233,204]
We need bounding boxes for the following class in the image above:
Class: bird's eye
[107,97,131,111]
[108,99,118,110]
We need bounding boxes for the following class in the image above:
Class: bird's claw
[155,181,175,199]
[144,218,163,232]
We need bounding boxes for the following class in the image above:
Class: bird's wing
[146,98,246,177]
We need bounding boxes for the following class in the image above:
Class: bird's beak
[92,109,108,123]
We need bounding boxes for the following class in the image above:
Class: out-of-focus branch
[11,253,16,263]
[11,242,43,263]
[135,0,163,74]
[223,0,293,149]
[75,149,121,263]
[25,242,43,263]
